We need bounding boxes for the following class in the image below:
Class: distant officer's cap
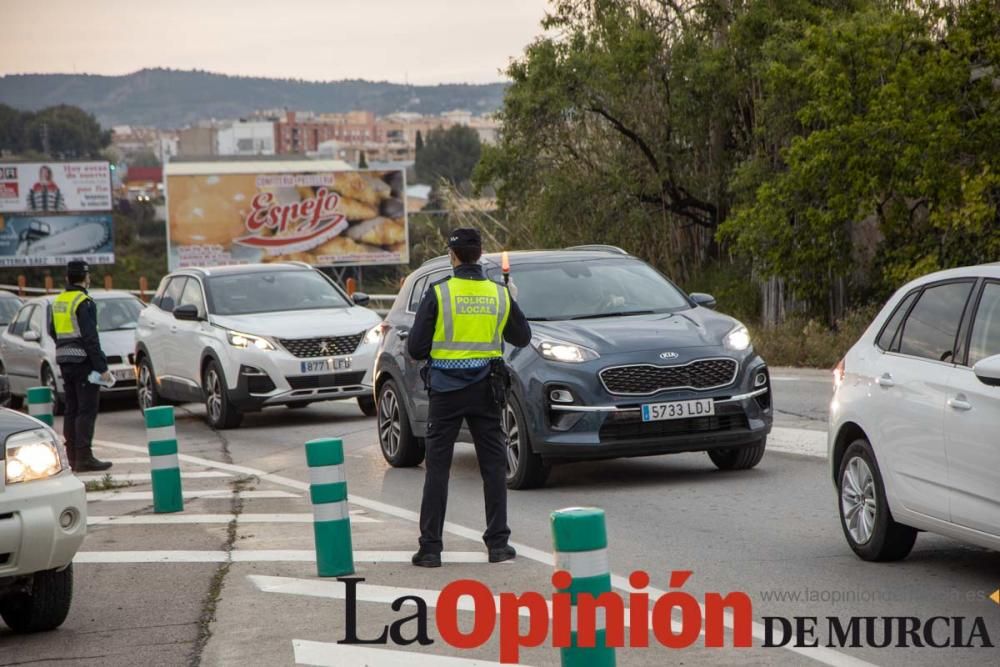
[67,260,90,282]
[447,228,482,249]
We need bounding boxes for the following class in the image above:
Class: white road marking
[92,440,871,667]
[768,427,827,459]
[85,489,298,502]
[294,639,525,667]
[100,457,161,464]
[87,512,380,525]
[76,471,231,482]
[75,550,486,564]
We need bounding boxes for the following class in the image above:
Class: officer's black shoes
[74,455,112,472]
[488,545,517,563]
[411,551,442,568]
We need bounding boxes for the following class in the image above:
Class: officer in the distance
[407,228,531,567]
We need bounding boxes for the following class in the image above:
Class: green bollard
[145,406,183,513]
[26,386,54,426]
[551,507,616,667]
[305,438,354,577]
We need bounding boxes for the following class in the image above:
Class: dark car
[373,246,773,489]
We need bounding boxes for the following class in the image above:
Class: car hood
[528,309,739,353]
[98,329,138,359]
[209,308,381,339]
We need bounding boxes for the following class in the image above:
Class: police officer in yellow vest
[407,229,531,567]
[48,260,113,472]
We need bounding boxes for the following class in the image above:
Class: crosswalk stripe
[75,550,485,564]
[294,639,525,667]
[76,471,231,482]
[87,512,379,525]
[86,489,298,502]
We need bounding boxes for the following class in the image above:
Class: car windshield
[206,270,350,316]
[0,298,20,325]
[96,298,144,331]
[489,258,691,320]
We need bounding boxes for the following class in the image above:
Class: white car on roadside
[0,291,145,414]
[0,409,87,633]
[133,263,383,429]
[830,264,1000,560]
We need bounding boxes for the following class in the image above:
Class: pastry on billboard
[382,171,404,197]
[331,172,391,207]
[170,174,255,246]
[380,197,405,219]
[335,196,378,221]
[312,235,370,256]
[345,217,405,246]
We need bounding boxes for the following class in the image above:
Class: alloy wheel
[841,456,877,545]
[503,403,520,478]
[205,368,223,424]
[378,388,401,458]
[138,364,154,411]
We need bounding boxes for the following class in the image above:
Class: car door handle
[170,325,178,334]
[875,374,895,387]
[948,396,972,411]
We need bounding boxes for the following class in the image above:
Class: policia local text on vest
[406,228,532,568]
[48,260,113,472]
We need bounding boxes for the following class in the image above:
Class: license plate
[641,398,715,422]
[300,357,352,374]
[112,368,135,381]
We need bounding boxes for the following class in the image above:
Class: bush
[749,306,878,368]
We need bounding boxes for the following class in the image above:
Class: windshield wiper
[568,310,655,320]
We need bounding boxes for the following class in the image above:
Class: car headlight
[724,325,752,351]
[363,323,385,345]
[226,330,275,351]
[5,429,64,484]
[532,337,600,363]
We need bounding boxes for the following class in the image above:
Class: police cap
[447,228,481,249]
[67,260,90,282]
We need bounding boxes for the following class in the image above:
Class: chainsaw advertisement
[0,213,114,267]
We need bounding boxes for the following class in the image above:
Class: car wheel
[0,564,73,633]
[377,380,424,467]
[838,439,917,561]
[202,361,242,429]
[708,437,766,470]
[357,394,377,417]
[503,397,548,490]
[136,356,161,413]
[41,365,64,417]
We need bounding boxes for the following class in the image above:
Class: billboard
[0,162,112,213]
[165,166,408,269]
[0,214,114,267]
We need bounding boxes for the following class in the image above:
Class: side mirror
[173,304,201,321]
[352,292,371,307]
[972,354,1000,387]
[23,330,41,342]
[690,292,717,309]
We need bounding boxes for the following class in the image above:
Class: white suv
[0,409,87,633]
[134,263,383,429]
[830,264,1000,560]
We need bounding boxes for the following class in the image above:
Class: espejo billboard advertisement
[0,161,113,213]
[165,162,408,270]
[0,214,114,267]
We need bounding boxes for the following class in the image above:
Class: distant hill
[0,68,508,128]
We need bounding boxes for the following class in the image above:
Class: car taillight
[833,358,846,389]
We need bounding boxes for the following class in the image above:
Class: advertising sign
[0,161,112,213]
[0,214,114,267]
[165,166,408,269]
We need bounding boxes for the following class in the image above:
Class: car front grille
[277,333,365,358]
[286,372,366,390]
[599,358,738,395]
[599,412,749,443]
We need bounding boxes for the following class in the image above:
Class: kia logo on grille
[659,352,679,360]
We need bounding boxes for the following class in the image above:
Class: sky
[1,0,549,84]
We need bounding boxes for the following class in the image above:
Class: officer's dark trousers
[419,377,511,554]
[60,363,100,459]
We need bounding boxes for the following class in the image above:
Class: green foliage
[415,125,482,187]
[748,306,878,368]
[0,104,110,158]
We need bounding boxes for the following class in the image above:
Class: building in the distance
[217,120,276,156]
[178,125,218,158]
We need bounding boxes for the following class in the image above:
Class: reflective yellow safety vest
[431,278,511,361]
[52,290,92,360]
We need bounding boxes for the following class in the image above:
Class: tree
[0,104,31,155]
[24,105,111,158]
[358,150,368,169]
[415,125,481,187]
[415,130,424,153]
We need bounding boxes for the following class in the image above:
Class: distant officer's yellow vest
[431,278,511,361]
[52,290,91,340]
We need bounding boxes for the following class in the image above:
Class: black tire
[357,394,377,417]
[202,360,242,429]
[503,396,549,490]
[0,565,73,633]
[708,437,766,470]
[377,380,424,467]
[136,355,161,414]
[837,439,917,562]
[41,365,64,417]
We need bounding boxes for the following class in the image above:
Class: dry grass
[749,307,878,368]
